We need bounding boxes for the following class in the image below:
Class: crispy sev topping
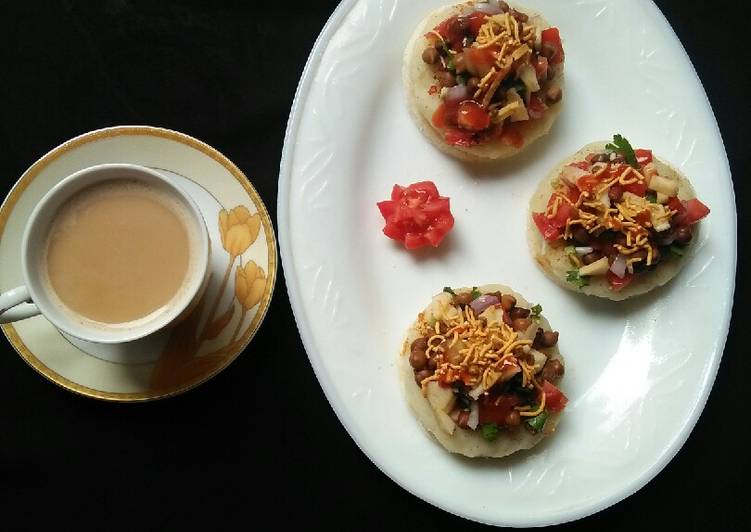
[546,162,677,266]
[415,300,536,394]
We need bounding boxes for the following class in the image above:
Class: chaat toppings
[423,1,564,148]
[408,287,566,440]
[532,134,710,292]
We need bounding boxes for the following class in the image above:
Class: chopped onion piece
[467,401,480,430]
[560,165,588,186]
[599,190,611,208]
[610,253,627,279]
[575,246,593,256]
[470,294,499,315]
[469,385,485,400]
[474,3,503,14]
[444,84,470,104]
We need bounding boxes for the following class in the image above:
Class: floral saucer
[0,126,277,401]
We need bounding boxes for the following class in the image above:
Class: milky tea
[41,179,202,328]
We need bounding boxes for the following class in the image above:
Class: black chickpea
[541,330,559,348]
[504,410,521,427]
[512,318,532,332]
[674,226,692,244]
[422,47,440,64]
[453,292,473,307]
[409,349,428,370]
[509,306,530,320]
[500,294,516,311]
[609,184,624,202]
[414,369,433,385]
[435,70,456,87]
[411,337,428,352]
[572,226,591,245]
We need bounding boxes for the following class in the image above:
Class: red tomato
[545,194,576,229]
[457,101,490,131]
[541,27,564,65]
[464,47,497,77]
[432,102,457,129]
[542,381,568,412]
[667,196,685,215]
[623,181,648,197]
[465,11,488,35]
[634,210,651,226]
[576,173,601,195]
[635,149,653,165]
[564,185,581,204]
[527,94,547,120]
[478,394,519,425]
[682,198,710,225]
[500,124,524,148]
[607,270,633,291]
[533,55,549,81]
[569,161,591,171]
[444,127,475,146]
[377,181,454,250]
[432,15,464,49]
[532,212,561,241]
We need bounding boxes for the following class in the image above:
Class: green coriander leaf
[443,286,456,296]
[481,423,500,442]
[530,304,543,320]
[566,270,589,288]
[605,133,638,168]
[526,410,549,432]
[471,286,482,300]
[645,190,657,203]
[564,245,576,255]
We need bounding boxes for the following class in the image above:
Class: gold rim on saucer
[0,126,277,401]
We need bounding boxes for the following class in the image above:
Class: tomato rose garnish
[376,181,454,250]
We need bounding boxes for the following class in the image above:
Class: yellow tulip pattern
[150,205,267,392]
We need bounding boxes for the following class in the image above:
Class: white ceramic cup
[0,163,211,343]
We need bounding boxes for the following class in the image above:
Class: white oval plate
[279,0,735,526]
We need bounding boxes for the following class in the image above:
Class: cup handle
[0,286,40,324]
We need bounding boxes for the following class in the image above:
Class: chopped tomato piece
[377,181,454,250]
[431,15,464,50]
[623,181,648,197]
[532,212,561,241]
[464,46,497,77]
[533,55,549,81]
[465,11,488,35]
[545,194,576,229]
[635,149,653,165]
[682,198,710,225]
[541,28,564,65]
[576,173,601,195]
[542,381,568,412]
[478,394,519,426]
[457,100,490,131]
[432,102,457,129]
[500,124,524,148]
[569,161,591,171]
[527,94,547,120]
[667,196,684,215]
[564,185,581,204]
[607,270,633,291]
[444,127,475,146]
[634,210,651,226]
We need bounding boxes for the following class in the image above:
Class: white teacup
[0,164,211,344]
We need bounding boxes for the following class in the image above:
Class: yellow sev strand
[519,382,546,417]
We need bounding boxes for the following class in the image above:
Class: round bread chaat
[403,0,565,161]
[400,285,567,458]
[529,135,710,299]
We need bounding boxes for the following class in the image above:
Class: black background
[0,1,748,530]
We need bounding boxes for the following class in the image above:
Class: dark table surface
[0,1,747,529]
